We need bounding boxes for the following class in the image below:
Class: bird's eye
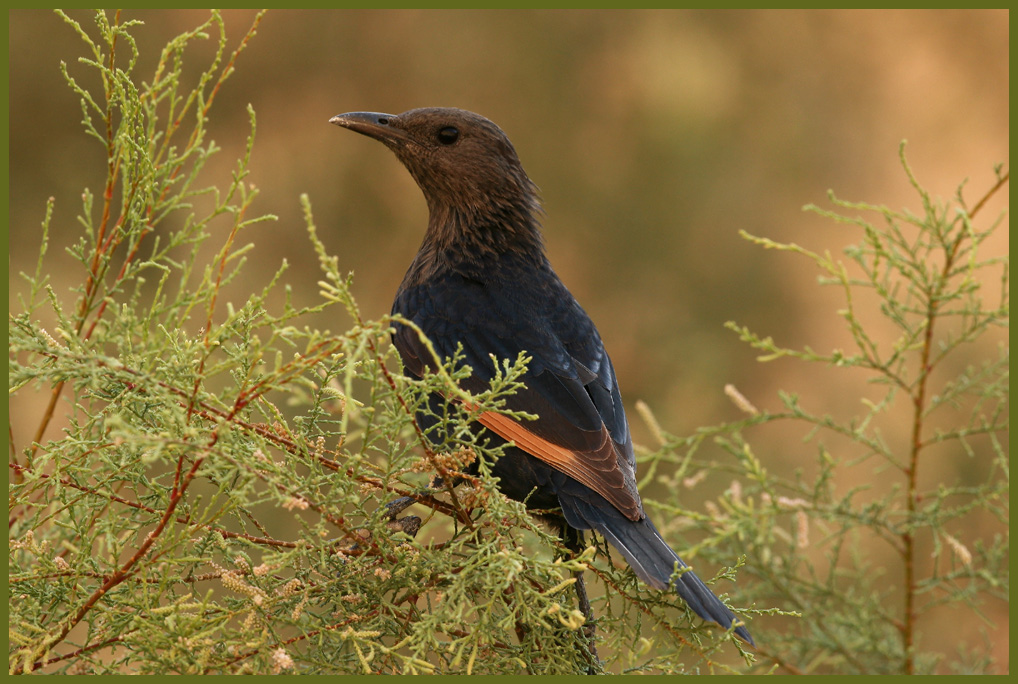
[436,126,459,145]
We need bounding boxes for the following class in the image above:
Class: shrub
[9,10,1007,675]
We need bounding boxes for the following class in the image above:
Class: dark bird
[330,107,753,647]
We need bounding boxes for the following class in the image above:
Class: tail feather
[561,495,754,646]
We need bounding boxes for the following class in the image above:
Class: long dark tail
[560,495,754,646]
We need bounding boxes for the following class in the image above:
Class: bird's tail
[560,496,754,646]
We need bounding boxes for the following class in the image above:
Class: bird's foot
[333,495,422,557]
[381,495,422,537]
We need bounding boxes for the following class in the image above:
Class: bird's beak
[329,111,408,143]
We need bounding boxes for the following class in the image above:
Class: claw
[387,515,421,537]
[380,495,422,539]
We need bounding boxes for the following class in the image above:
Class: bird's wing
[393,273,644,521]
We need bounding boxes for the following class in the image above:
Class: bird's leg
[561,525,599,674]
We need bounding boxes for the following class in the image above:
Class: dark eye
[436,126,459,145]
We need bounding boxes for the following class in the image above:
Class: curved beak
[329,111,408,143]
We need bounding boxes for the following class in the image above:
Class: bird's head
[330,108,541,237]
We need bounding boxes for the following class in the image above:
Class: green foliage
[700,147,1007,674]
[9,11,753,675]
[9,10,1007,676]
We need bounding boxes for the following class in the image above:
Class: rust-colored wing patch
[473,409,644,522]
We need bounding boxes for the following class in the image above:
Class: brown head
[330,107,543,255]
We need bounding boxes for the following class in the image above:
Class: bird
[329,107,753,647]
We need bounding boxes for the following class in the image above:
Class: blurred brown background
[10,9,1008,424]
[8,9,1009,671]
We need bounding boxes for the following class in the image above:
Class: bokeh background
[9,9,1009,671]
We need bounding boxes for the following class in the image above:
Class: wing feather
[394,267,644,521]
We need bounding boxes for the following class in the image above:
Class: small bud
[682,470,707,489]
[704,500,723,520]
[271,648,294,674]
[795,510,809,549]
[942,533,972,567]
[728,480,743,506]
[40,328,63,349]
[724,384,759,416]
[283,496,310,511]
[635,400,666,447]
